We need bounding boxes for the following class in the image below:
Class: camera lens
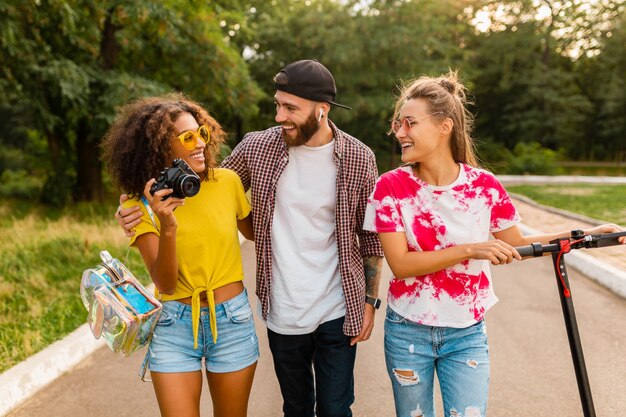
[178,175,200,197]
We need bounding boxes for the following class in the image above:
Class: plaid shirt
[221,121,383,336]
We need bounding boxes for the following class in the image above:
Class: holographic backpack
[80,250,161,356]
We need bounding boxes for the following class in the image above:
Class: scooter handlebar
[514,231,626,257]
[514,242,550,257]
[516,245,537,257]
[593,231,626,248]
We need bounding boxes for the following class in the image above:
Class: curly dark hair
[101,93,226,196]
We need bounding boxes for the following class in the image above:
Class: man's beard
[281,111,319,147]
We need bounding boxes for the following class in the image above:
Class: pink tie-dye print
[363,164,521,327]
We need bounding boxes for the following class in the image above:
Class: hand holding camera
[143,159,201,229]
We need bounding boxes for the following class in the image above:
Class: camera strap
[139,195,162,302]
[140,196,158,231]
[123,196,158,271]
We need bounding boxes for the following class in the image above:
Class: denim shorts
[139,288,259,376]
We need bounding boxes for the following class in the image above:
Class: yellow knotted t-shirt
[123,168,251,348]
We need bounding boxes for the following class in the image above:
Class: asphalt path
[8,240,626,416]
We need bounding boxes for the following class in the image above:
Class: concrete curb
[0,322,105,416]
[519,224,626,299]
[0,233,247,416]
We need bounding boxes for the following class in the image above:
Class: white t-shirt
[363,164,520,328]
[265,140,346,334]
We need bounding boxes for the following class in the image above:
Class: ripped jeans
[384,307,490,417]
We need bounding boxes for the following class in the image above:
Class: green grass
[0,200,150,373]
[506,183,626,226]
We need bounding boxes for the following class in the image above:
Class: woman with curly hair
[101,93,258,417]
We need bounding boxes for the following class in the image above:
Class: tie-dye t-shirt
[363,164,520,328]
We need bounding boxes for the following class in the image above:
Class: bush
[0,146,25,171]
[0,169,43,199]
[505,141,565,175]
[476,140,513,174]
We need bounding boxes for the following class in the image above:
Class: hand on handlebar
[470,240,523,265]
[583,224,626,244]
[515,224,626,257]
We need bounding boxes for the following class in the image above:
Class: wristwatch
[365,295,382,310]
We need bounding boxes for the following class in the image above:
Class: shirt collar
[328,120,345,160]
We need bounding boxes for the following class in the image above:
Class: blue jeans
[384,307,490,417]
[267,316,356,417]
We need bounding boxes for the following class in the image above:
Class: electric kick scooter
[515,230,626,417]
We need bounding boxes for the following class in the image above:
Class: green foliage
[244,0,475,172]
[0,0,624,205]
[0,0,261,205]
[469,0,625,163]
[573,10,626,160]
[470,21,592,154]
[0,145,27,172]
[0,131,48,199]
[218,143,233,165]
[505,141,565,175]
[0,169,44,199]
[476,139,514,173]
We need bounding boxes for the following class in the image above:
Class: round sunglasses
[172,125,211,150]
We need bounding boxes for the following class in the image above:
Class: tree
[574,3,625,160]
[0,0,261,205]
[244,0,476,171]
[469,0,624,163]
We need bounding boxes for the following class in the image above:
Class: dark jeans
[267,316,357,417]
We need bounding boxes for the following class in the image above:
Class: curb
[0,322,105,416]
[519,224,626,299]
[0,233,247,416]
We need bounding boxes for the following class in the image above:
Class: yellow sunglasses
[173,125,211,150]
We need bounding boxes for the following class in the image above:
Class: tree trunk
[42,127,74,206]
[74,119,105,202]
[100,7,120,70]
[72,6,120,202]
[46,131,62,170]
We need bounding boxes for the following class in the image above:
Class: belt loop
[178,300,188,318]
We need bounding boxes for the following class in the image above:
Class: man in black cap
[224,59,384,416]
[117,59,383,417]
